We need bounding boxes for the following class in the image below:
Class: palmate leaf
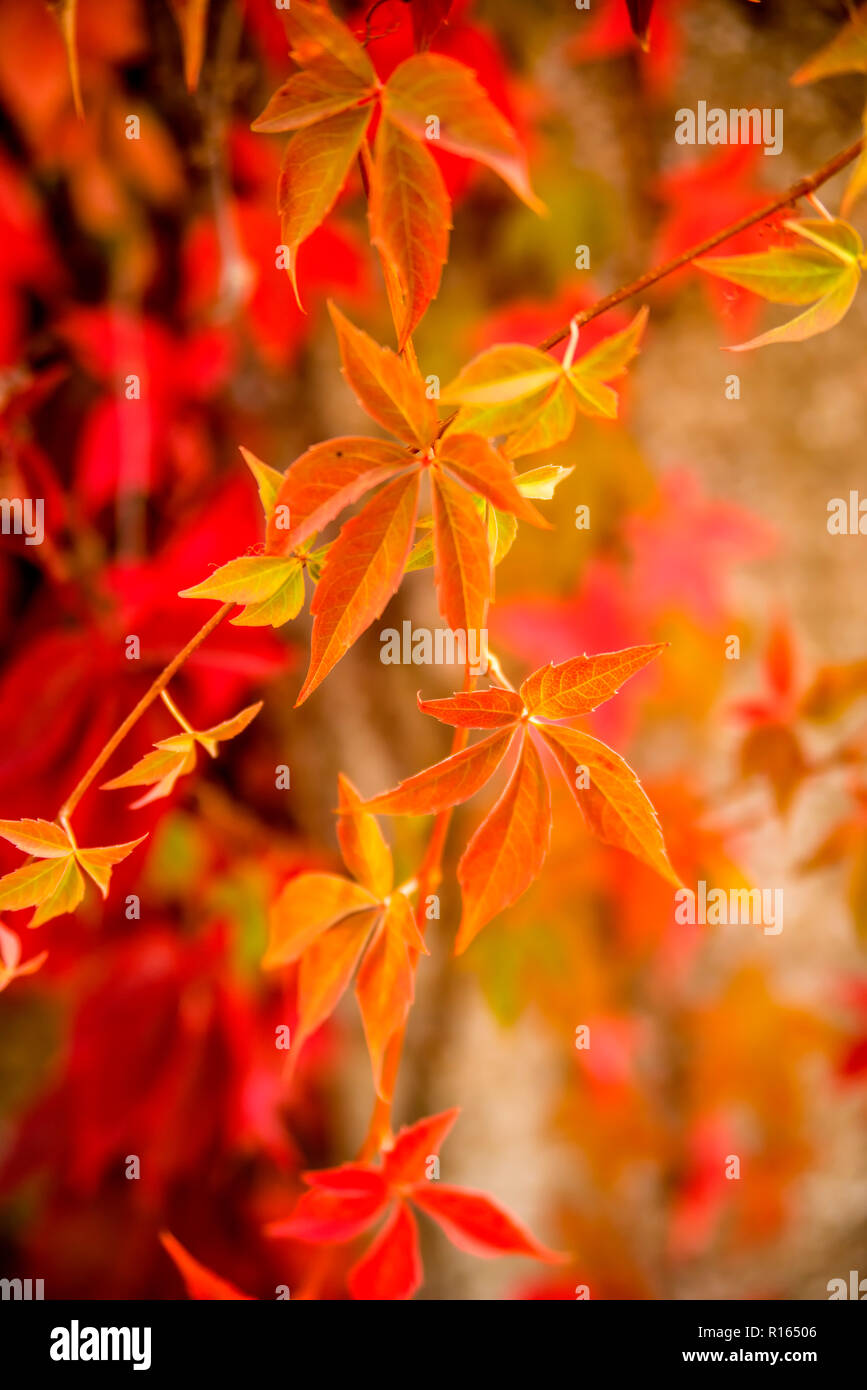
[369,118,452,349]
[0,820,145,927]
[441,308,649,456]
[696,218,864,350]
[262,776,424,1091]
[360,645,678,948]
[269,1111,562,1300]
[102,701,262,809]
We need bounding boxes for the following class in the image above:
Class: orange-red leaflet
[102,701,262,809]
[262,776,426,1096]
[362,645,682,952]
[266,1108,563,1300]
[160,1232,254,1300]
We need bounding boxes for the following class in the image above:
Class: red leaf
[266,436,410,554]
[268,1166,389,1243]
[455,731,551,953]
[298,470,420,703]
[362,726,516,816]
[160,1232,255,1299]
[348,1201,422,1300]
[408,1183,562,1261]
[383,1107,460,1184]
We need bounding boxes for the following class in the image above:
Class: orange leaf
[253,70,375,133]
[160,1232,254,1300]
[336,773,393,900]
[297,909,380,1043]
[520,643,666,719]
[329,303,437,447]
[436,433,549,526]
[266,437,411,554]
[417,687,524,728]
[283,0,376,87]
[383,53,543,212]
[362,726,516,816]
[355,902,415,1095]
[278,104,373,308]
[263,872,379,969]
[455,732,551,953]
[538,724,681,886]
[0,818,72,857]
[75,837,148,897]
[369,116,451,348]
[168,0,209,92]
[431,466,491,637]
[298,470,420,704]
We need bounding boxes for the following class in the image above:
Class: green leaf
[231,563,306,627]
[240,446,285,521]
[179,555,299,605]
[727,263,860,351]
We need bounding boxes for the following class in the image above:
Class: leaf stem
[57,602,234,829]
[537,136,865,351]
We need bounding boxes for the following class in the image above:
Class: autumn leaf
[355,898,415,1094]
[695,219,863,350]
[336,772,393,900]
[0,922,48,994]
[180,556,304,628]
[369,117,452,348]
[282,0,377,87]
[455,731,551,954]
[0,820,145,927]
[362,726,518,816]
[102,700,261,808]
[537,724,681,888]
[431,465,491,636]
[263,871,379,969]
[519,643,666,720]
[298,470,420,703]
[239,446,285,522]
[278,104,373,309]
[168,0,209,92]
[441,308,649,455]
[268,1110,562,1299]
[160,1232,254,1300]
[329,302,438,447]
[362,645,678,945]
[382,53,543,213]
[266,437,412,555]
[436,434,550,527]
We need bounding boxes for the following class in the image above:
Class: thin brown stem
[538,136,865,351]
[58,602,234,830]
